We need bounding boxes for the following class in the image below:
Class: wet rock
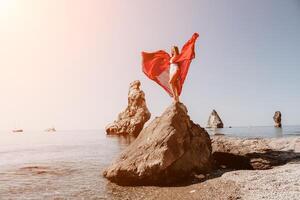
[105,80,151,136]
[207,110,224,128]
[211,136,300,170]
[103,102,213,186]
[214,133,225,136]
[273,111,282,128]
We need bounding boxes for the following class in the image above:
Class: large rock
[273,111,282,128]
[211,136,300,170]
[207,109,224,128]
[105,80,151,136]
[103,102,213,186]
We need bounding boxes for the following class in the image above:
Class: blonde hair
[171,46,179,56]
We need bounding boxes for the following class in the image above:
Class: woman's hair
[171,46,179,56]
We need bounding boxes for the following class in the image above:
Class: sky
[0,0,299,130]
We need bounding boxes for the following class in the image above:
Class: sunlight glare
[0,0,16,17]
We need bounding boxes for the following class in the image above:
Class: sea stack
[207,109,224,128]
[103,102,213,186]
[105,80,151,136]
[273,111,282,128]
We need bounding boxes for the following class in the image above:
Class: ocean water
[0,126,299,199]
[206,125,300,138]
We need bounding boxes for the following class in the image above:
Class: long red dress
[142,33,199,97]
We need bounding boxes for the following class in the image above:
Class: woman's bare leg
[169,71,180,102]
[174,82,179,102]
[169,80,176,102]
[172,81,179,102]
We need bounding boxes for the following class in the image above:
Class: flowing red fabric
[142,33,199,97]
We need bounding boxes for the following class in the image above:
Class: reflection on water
[274,127,283,137]
[0,126,299,199]
[106,134,136,146]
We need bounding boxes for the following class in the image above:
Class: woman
[142,33,199,102]
[169,46,180,102]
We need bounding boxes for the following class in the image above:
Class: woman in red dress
[142,33,199,102]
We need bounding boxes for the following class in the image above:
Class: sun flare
[0,0,16,17]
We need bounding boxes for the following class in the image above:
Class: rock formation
[103,102,213,186]
[211,136,300,170]
[207,109,224,128]
[105,80,151,136]
[273,111,282,128]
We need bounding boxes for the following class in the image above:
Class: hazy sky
[0,0,299,130]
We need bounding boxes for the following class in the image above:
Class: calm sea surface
[0,126,299,199]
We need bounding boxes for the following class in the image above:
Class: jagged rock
[273,111,282,128]
[211,136,300,170]
[105,80,151,136]
[207,109,224,128]
[103,102,213,186]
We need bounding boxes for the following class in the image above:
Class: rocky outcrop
[207,110,224,128]
[103,102,213,186]
[211,136,300,170]
[105,80,151,136]
[273,111,282,128]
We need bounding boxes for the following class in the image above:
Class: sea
[0,126,299,199]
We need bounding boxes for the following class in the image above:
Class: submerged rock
[273,111,282,128]
[207,109,224,128]
[103,102,213,186]
[211,136,300,170]
[105,80,151,136]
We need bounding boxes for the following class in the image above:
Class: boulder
[103,102,213,186]
[211,136,300,170]
[207,109,224,128]
[105,80,151,136]
[273,111,282,128]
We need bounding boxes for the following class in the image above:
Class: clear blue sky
[0,0,299,130]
